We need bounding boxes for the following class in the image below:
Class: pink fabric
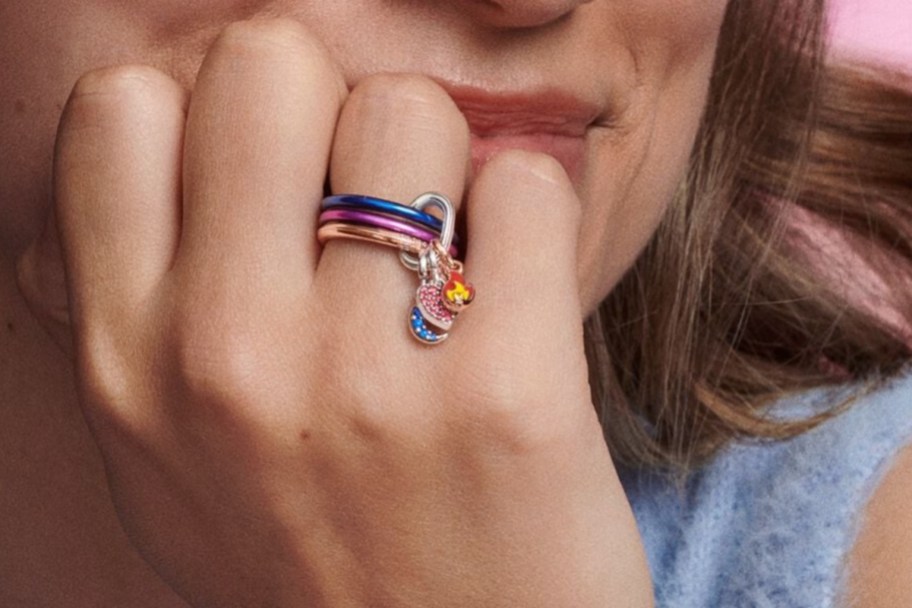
[829,0,912,66]
[821,1,912,342]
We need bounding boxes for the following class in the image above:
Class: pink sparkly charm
[416,282,454,330]
[399,193,474,346]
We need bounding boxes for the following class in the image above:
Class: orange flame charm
[443,272,475,313]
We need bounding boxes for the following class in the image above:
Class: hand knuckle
[214,18,325,66]
[77,358,128,411]
[68,64,175,109]
[207,19,345,105]
[312,354,425,445]
[60,65,183,152]
[74,333,137,407]
[347,73,469,139]
[451,364,572,456]
[169,323,266,408]
[481,402,569,457]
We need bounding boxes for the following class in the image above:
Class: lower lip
[470,133,587,183]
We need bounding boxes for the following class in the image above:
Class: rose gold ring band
[317,221,432,256]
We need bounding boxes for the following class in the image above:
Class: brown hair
[587,0,912,471]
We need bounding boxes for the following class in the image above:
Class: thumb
[16,205,74,357]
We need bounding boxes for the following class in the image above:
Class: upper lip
[436,82,605,138]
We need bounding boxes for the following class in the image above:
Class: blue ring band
[322,194,445,233]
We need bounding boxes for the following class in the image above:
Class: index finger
[54,65,187,332]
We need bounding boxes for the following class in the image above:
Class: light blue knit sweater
[618,372,912,607]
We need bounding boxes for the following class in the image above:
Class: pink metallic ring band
[316,222,459,258]
[318,208,460,256]
[317,192,474,346]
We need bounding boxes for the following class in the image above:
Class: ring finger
[316,74,471,349]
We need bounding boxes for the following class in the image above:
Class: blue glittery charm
[408,306,447,345]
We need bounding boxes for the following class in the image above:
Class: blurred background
[830,0,912,65]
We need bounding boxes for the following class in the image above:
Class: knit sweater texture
[619,372,912,607]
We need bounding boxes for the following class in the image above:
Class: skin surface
[18,1,897,606]
[2,1,911,606]
[847,444,912,607]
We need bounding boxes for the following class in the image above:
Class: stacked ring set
[317,193,475,345]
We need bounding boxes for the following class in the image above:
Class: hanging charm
[401,193,474,345]
[409,242,475,345]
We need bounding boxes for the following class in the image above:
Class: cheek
[0,0,260,256]
[575,0,727,312]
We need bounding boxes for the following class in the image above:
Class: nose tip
[473,0,593,29]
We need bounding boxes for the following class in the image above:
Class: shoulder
[844,437,912,607]
[621,371,912,608]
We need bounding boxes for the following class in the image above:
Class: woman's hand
[45,18,652,608]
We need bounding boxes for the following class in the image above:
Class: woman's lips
[446,87,602,182]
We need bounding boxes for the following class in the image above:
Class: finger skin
[461,150,584,356]
[318,73,471,347]
[443,151,655,608]
[54,65,186,333]
[52,24,653,607]
[441,150,596,454]
[177,18,347,296]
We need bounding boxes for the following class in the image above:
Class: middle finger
[177,19,346,296]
